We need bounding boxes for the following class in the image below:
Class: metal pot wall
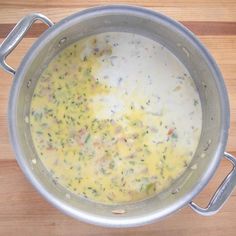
[0,5,236,228]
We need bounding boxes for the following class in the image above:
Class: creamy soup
[30,32,202,204]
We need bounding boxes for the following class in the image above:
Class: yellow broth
[30,32,202,204]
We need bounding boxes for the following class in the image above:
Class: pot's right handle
[189,152,236,216]
[0,13,53,75]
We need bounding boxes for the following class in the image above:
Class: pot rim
[8,5,230,227]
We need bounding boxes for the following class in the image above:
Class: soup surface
[30,32,202,204]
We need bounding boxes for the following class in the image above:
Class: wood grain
[1,22,236,39]
[1,0,236,7]
[0,6,236,23]
[0,158,236,236]
[0,0,236,235]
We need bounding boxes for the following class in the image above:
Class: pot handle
[189,152,236,216]
[0,13,53,75]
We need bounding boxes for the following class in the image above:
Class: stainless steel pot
[1,5,236,227]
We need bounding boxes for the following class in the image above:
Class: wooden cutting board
[0,1,236,235]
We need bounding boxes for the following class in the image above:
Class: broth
[30,32,202,204]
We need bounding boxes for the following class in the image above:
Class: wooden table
[0,1,236,235]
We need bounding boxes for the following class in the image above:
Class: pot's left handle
[0,13,53,75]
